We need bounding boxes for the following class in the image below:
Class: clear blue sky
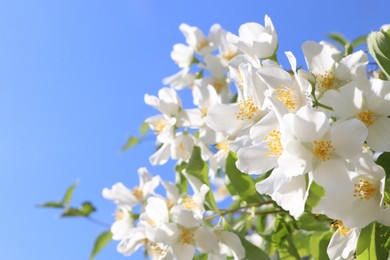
[0,1,387,259]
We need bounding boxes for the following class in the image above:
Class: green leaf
[305,181,325,211]
[38,201,64,208]
[185,146,217,210]
[351,35,367,48]
[309,231,332,260]
[239,234,270,260]
[328,33,349,47]
[193,253,208,260]
[89,231,112,260]
[139,122,149,135]
[121,136,140,152]
[175,162,188,194]
[368,29,390,78]
[357,222,390,260]
[271,217,300,260]
[297,213,330,231]
[376,152,390,179]
[225,152,262,203]
[61,202,96,217]
[62,181,78,206]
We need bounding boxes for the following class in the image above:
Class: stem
[204,201,276,221]
[85,216,111,228]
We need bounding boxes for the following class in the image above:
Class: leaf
[309,231,332,260]
[271,217,300,260]
[38,201,64,208]
[61,201,96,217]
[328,32,349,47]
[121,136,140,152]
[185,146,217,210]
[175,162,188,194]
[238,234,270,260]
[297,213,330,231]
[62,181,78,206]
[89,231,112,260]
[356,222,390,260]
[305,181,325,211]
[368,29,390,78]
[351,35,367,48]
[376,152,390,179]
[225,152,262,203]
[139,122,149,135]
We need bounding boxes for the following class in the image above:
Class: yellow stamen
[212,81,224,93]
[313,140,335,161]
[200,107,208,118]
[236,97,258,120]
[149,242,167,256]
[216,141,230,152]
[332,220,351,236]
[316,71,337,92]
[197,40,209,51]
[264,130,283,157]
[182,197,198,210]
[222,50,237,61]
[115,211,125,221]
[180,229,195,245]
[354,179,377,200]
[355,110,378,127]
[275,87,296,111]
[154,119,167,135]
[132,186,143,200]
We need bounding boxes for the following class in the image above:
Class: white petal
[331,119,368,158]
[327,228,360,260]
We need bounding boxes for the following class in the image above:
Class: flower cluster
[104,16,390,259]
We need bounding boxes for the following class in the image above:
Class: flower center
[275,87,296,111]
[354,179,377,200]
[132,186,143,200]
[154,119,168,135]
[264,130,283,157]
[216,141,230,152]
[200,107,209,117]
[316,71,337,92]
[236,97,258,120]
[149,242,167,257]
[212,81,224,93]
[183,197,199,210]
[197,40,209,51]
[355,110,378,127]
[313,140,335,161]
[331,220,351,236]
[222,50,237,61]
[115,211,125,221]
[180,229,195,245]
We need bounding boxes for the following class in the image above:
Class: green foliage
[309,231,332,260]
[376,152,390,205]
[305,181,325,211]
[238,233,270,260]
[121,122,150,152]
[39,181,78,208]
[174,161,188,194]
[89,231,112,260]
[368,28,390,78]
[297,213,330,231]
[61,201,96,217]
[63,181,78,206]
[186,146,217,210]
[328,32,367,55]
[225,152,262,203]
[357,222,390,260]
[121,136,141,152]
[271,216,300,260]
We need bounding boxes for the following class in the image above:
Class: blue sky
[0,0,388,259]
